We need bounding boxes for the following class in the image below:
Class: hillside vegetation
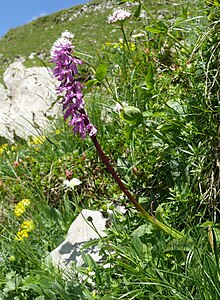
[0,0,127,81]
[0,0,204,80]
[0,0,219,299]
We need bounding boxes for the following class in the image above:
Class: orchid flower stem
[90,134,186,240]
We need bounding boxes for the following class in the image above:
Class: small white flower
[50,30,74,58]
[63,178,82,189]
[108,9,131,24]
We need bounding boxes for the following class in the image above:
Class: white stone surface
[50,209,108,270]
[0,61,60,142]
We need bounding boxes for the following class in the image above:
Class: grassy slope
[0,0,120,82]
[0,0,192,83]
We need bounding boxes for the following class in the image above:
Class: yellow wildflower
[14,229,29,241]
[130,42,136,51]
[21,219,34,232]
[14,199,31,217]
[20,199,31,207]
[55,129,61,135]
[0,144,8,155]
[14,203,26,217]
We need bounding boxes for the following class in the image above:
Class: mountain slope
[0,0,129,81]
[0,0,204,83]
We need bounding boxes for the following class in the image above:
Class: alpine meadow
[0,0,219,299]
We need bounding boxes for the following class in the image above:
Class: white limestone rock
[0,83,13,141]
[0,61,60,142]
[50,209,108,270]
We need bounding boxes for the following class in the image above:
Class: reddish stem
[90,134,151,217]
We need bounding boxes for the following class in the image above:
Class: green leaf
[85,79,99,89]
[145,21,168,34]
[123,125,136,140]
[132,224,152,237]
[132,234,150,259]
[134,3,142,18]
[120,106,143,125]
[95,63,108,81]
[145,63,154,89]
[167,100,184,114]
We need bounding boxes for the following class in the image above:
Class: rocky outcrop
[49,209,108,271]
[0,60,60,142]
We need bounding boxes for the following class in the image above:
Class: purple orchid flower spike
[50,30,97,139]
[49,31,186,241]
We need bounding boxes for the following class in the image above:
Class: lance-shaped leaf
[95,63,108,82]
[146,21,168,34]
[145,63,155,89]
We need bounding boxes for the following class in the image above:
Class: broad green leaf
[37,204,63,221]
[95,63,108,81]
[132,224,152,237]
[120,106,143,125]
[123,125,136,140]
[167,100,184,114]
[132,234,150,259]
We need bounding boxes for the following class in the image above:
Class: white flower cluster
[108,9,131,24]
[50,30,74,58]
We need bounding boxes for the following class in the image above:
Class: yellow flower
[14,229,29,241]
[20,199,31,207]
[55,129,61,135]
[0,143,8,155]
[14,199,31,217]
[130,42,136,51]
[21,220,34,232]
[14,203,26,217]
